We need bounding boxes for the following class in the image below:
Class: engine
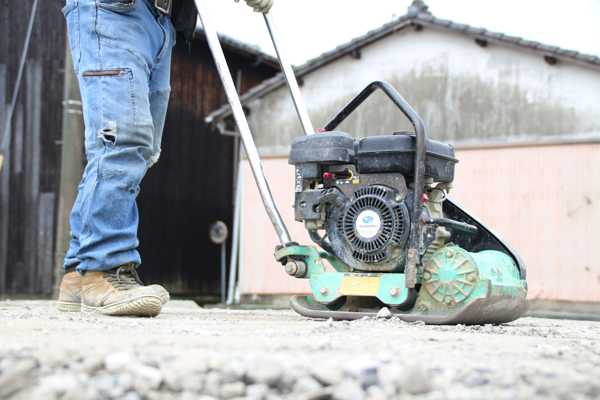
[289,130,457,273]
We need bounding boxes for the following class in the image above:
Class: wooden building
[0,0,279,297]
[0,0,66,294]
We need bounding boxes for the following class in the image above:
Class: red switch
[423,193,429,202]
[323,172,333,180]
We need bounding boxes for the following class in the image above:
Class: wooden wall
[0,0,278,296]
[0,0,66,293]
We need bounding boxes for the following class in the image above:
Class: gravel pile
[1,300,600,400]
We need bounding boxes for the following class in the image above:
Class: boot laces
[102,265,144,290]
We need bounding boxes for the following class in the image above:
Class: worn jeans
[61,0,175,272]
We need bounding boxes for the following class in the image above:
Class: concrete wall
[245,27,600,155]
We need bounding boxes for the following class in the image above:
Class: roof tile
[432,17,452,26]
[448,22,469,31]
[555,49,578,57]
[517,39,538,47]
[465,27,486,35]
[500,35,523,44]
[575,54,598,62]
[416,14,434,22]
[482,32,504,40]
[536,44,559,53]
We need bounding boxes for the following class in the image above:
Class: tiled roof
[206,5,600,124]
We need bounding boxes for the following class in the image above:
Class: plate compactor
[195,1,530,324]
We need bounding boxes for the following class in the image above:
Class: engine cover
[325,185,411,272]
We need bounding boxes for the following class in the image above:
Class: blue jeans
[61,0,175,272]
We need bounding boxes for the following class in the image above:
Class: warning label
[340,273,381,296]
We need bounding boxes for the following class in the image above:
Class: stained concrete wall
[245,27,600,154]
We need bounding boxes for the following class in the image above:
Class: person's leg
[59,0,174,315]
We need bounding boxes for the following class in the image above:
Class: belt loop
[154,0,171,15]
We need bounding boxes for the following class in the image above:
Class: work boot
[57,266,169,312]
[57,271,83,312]
[114,263,171,305]
[81,265,163,317]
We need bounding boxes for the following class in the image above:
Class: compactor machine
[195,1,530,323]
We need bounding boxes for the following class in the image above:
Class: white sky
[203,0,600,66]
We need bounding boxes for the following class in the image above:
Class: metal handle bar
[323,81,426,288]
[195,0,292,245]
[263,12,314,136]
[422,216,478,234]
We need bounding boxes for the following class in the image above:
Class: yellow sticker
[340,273,381,296]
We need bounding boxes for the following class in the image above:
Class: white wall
[245,27,600,154]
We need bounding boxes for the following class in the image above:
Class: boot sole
[57,301,81,312]
[159,292,170,304]
[81,295,162,317]
[57,293,168,313]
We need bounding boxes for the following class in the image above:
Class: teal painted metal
[276,244,527,321]
[411,246,527,318]
[318,252,350,273]
[274,245,326,278]
[309,272,410,307]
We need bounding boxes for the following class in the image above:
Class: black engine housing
[290,131,452,272]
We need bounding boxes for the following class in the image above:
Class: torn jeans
[61,0,175,272]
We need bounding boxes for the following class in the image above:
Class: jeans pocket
[98,0,138,12]
[82,68,138,133]
[62,2,80,73]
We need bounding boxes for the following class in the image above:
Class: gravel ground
[1,299,599,400]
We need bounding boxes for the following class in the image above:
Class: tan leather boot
[57,271,83,312]
[109,263,170,305]
[57,264,169,313]
[150,284,170,304]
[81,265,163,317]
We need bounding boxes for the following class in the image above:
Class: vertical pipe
[194,0,292,245]
[263,12,314,136]
[231,68,242,205]
[226,161,244,304]
[221,242,226,304]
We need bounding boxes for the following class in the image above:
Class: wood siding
[0,0,66,293]
[0,0,277,295]
[239,143,600,302]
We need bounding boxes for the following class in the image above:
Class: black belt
[153,0,172,15]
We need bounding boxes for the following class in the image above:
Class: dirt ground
[1,299,599,400]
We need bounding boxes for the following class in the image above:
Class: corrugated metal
[451,143,600,302]
[0,0,66,293]
[240,159,312,295]
[239,143,600,302]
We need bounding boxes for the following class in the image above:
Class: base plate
[290,281,531,325]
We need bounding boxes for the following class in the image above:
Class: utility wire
[0,0,40,173]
